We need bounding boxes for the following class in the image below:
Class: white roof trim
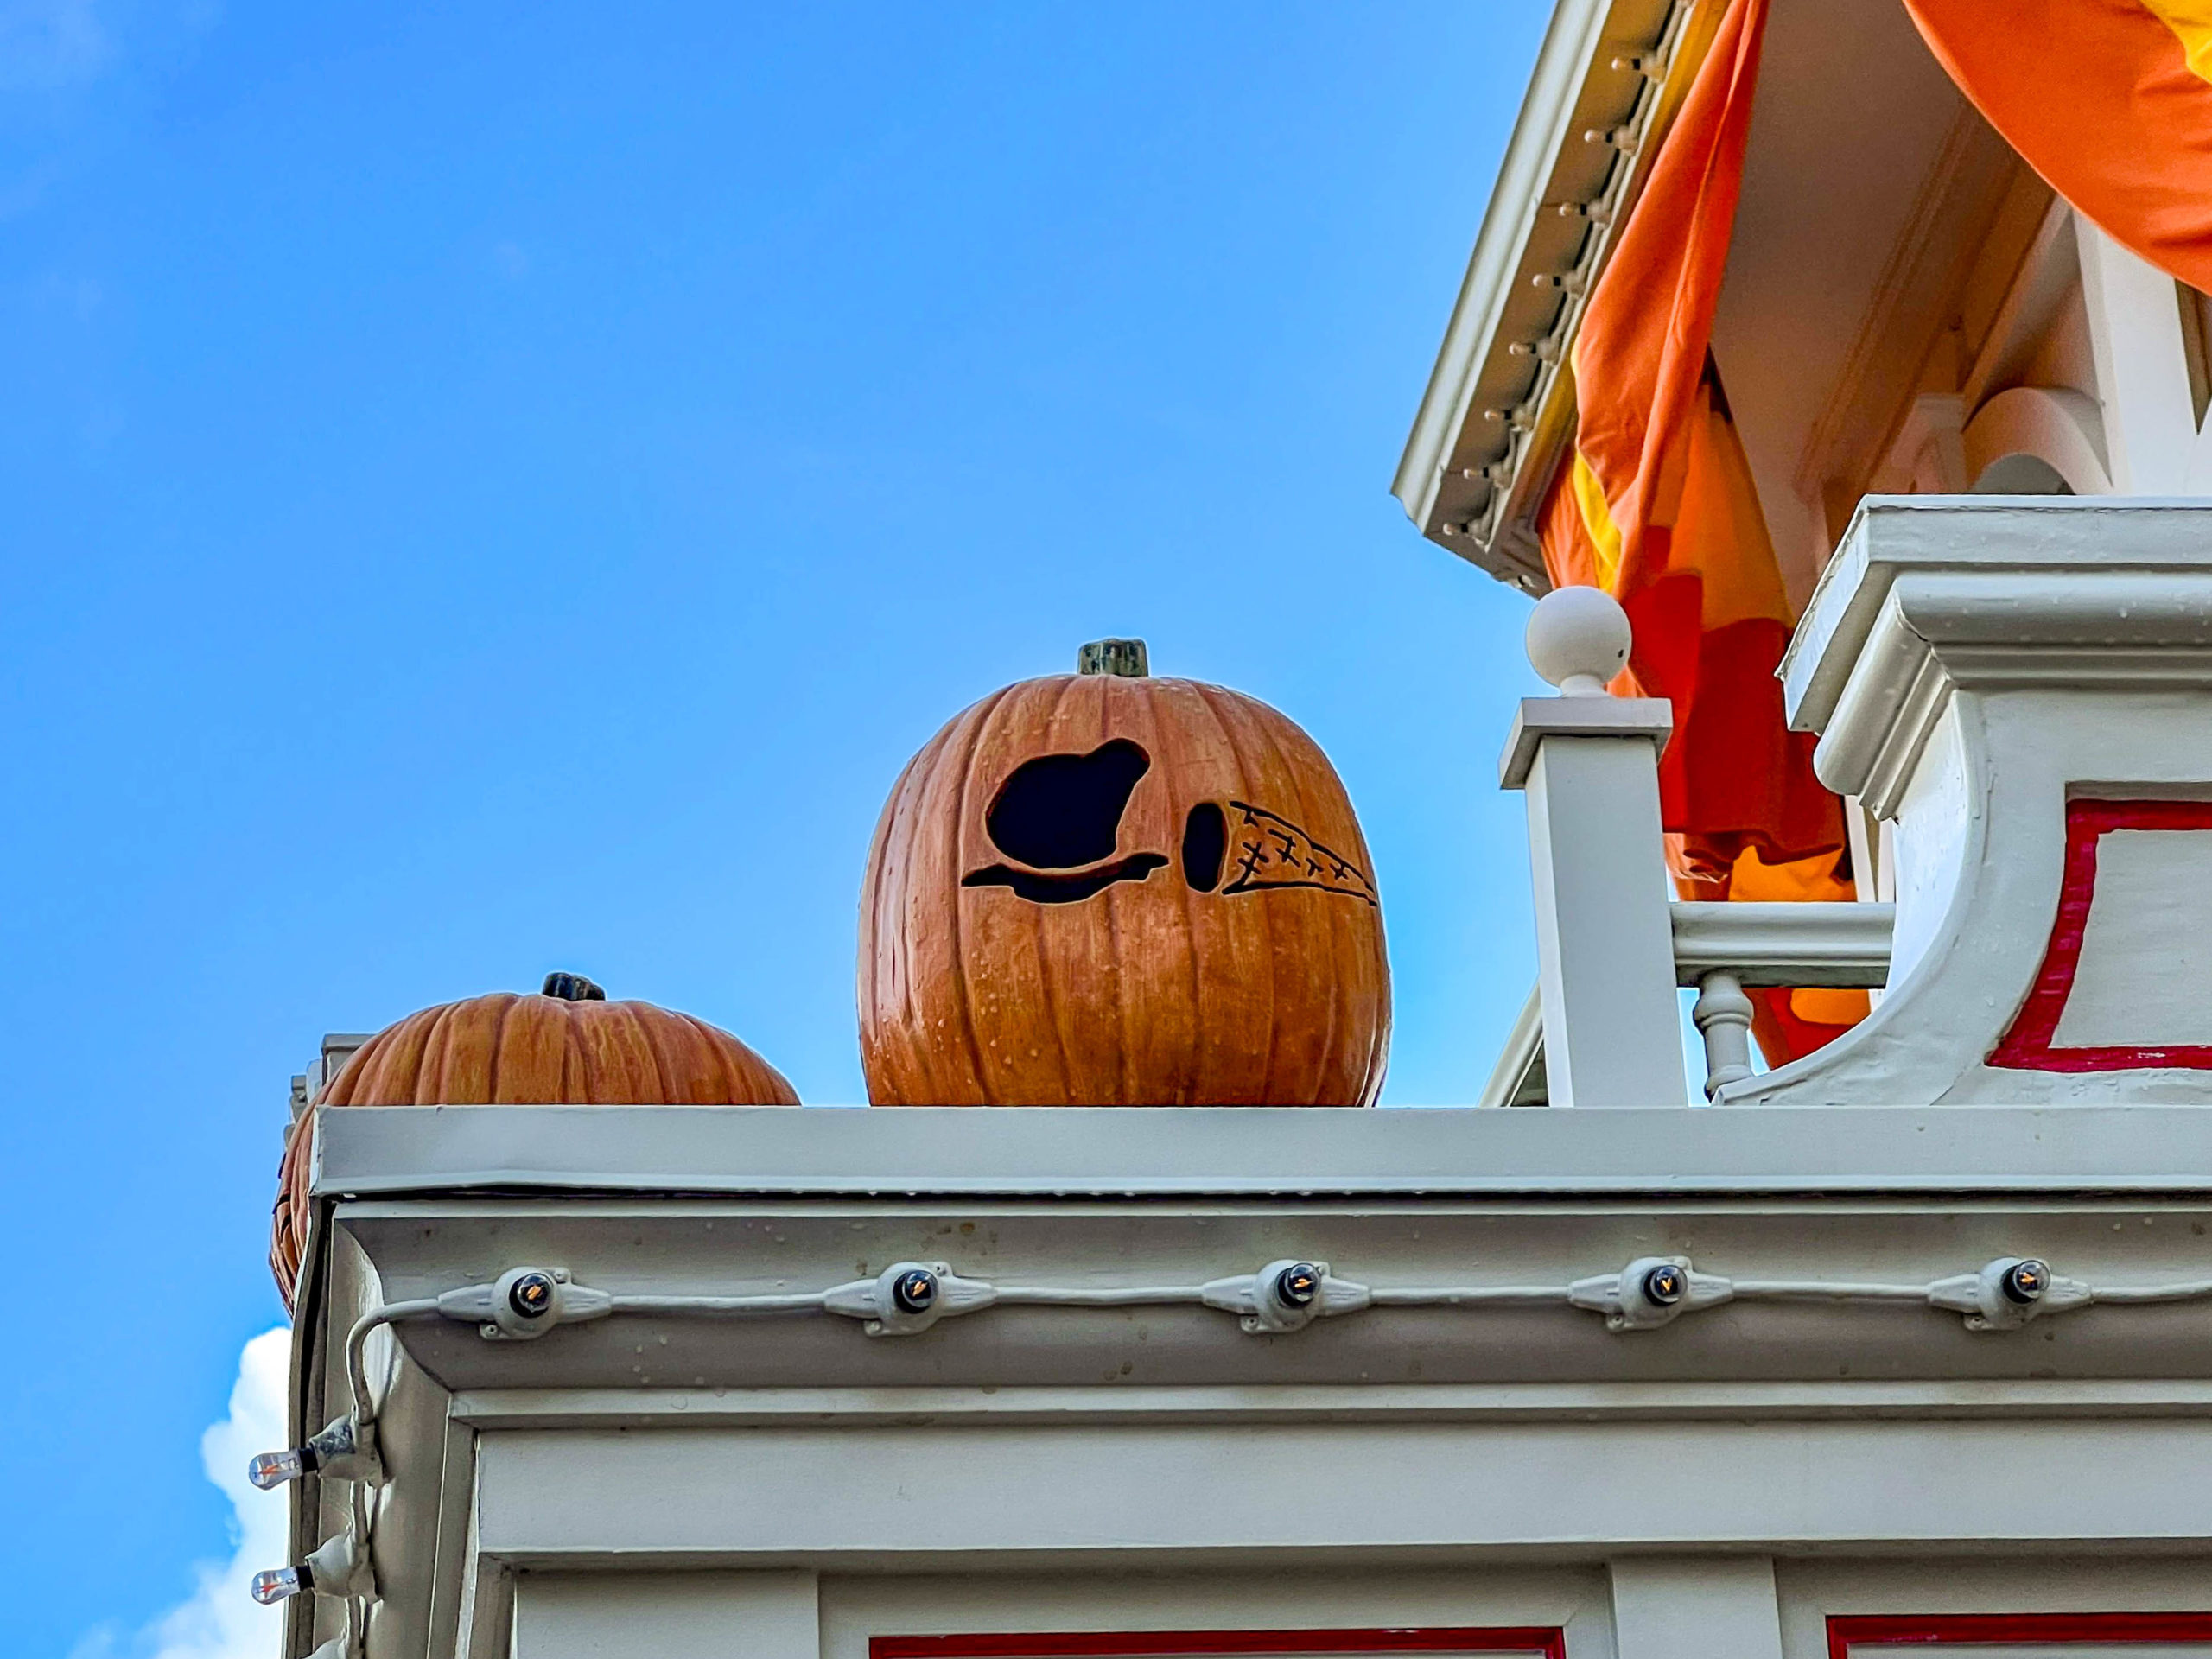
[1393,0,1698,590]
[315,1103,2212,1197]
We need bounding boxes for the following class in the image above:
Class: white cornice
[1389,0,1613,575]
[447,1376,2212,1430]
[1391,0,1696,589]
[1785,498,2212,815]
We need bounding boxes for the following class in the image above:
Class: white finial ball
[1525,584,1630,696]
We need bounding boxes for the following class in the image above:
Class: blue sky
[0,4,1548,1653]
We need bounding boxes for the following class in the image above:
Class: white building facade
[270,4,2212,1658]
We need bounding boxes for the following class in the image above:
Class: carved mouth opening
[963,854,1169,904]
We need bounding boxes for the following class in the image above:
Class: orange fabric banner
[1540,0,1858,1066]
[1904,0,2212,292]
[1540,405,1861,1065]
[1541,359,1842,885]
[1571,0,1766,614]
[1561,0,1837,881]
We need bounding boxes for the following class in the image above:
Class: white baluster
[1693,969,1755,1100]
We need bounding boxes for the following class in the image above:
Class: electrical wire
[2081,1277,2212,1304]
[994,1285,1211,1306]
[1367,1285,1571,1306]
[344,1268,2212,1348]
[608,1292,829,1314]
[1730,1281,1933,1302]
[344,1299,441,1427]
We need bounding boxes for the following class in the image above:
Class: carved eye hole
[1182,802,1227,892]
[983,739,1151,868]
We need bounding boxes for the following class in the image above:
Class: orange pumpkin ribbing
[270,990,796,1312]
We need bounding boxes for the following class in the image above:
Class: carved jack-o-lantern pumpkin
[859,640,1389,1105]
[269,973,797,1309]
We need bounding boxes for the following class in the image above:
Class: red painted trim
[1828,1611,2212,1658]
[1989,798,2212,1071]
[873,1630,1566,1659]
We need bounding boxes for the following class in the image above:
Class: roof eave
[1393,0,1704,592]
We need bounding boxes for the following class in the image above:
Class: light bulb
[251,1566,308,1605]
[1274,1262,1320,1309]
[247,1416,376,1490]
[891,1268,938,1315]
[249,1528,368,1607]
[250,1448,307,1491]
[507,1270,556,1319]
[2002,1258,2050,1305]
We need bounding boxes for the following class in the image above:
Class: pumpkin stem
[542,972,607,1001]
[1077,639,1148,677]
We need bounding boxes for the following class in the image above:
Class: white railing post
[1499,588,1683,1106]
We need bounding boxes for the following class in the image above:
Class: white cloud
[73,1327,293,1659]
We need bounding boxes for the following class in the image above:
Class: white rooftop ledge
[313,1102,2212,1198]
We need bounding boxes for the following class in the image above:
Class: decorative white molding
[1958,194,2080,414]
[467,1414,2212,1563]
[512,1571,817,1659]
[1733,498,2212,1104]
[448,1376,2212,1430]
[1791,106,2020,512]
[1877,391,1968,494]
[1961,385,2111,493]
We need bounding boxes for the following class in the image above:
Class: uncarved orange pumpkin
[859,644,1390,1105]
[270,974,797,1310]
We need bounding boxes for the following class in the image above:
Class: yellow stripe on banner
[2141,0,2212,86]
[1568,452,1624,593]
